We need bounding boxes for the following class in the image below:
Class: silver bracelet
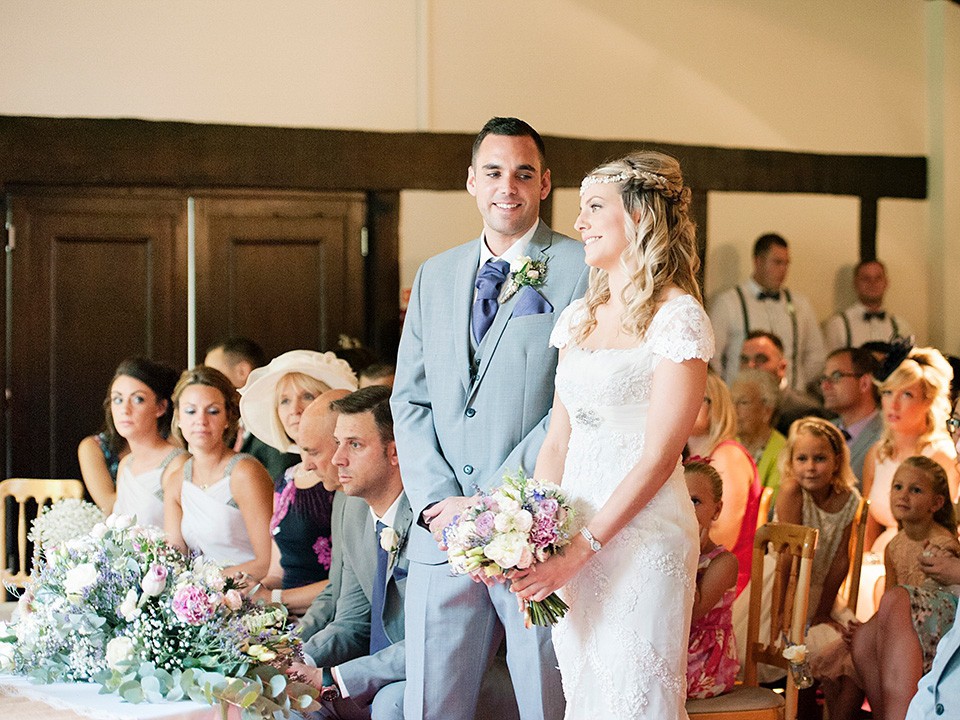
[580,526,602,553]
[271,588,283,604]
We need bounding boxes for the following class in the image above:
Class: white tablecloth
[0,675,238,720]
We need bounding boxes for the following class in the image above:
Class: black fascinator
[873,335,915,382]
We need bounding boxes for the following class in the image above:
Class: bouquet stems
[523,593,569,628]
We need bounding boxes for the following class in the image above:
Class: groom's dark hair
[472,117,546,166]
[331,385,394,444]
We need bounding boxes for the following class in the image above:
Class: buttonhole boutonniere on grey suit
[379,525,407,571]
[498,254,549,304]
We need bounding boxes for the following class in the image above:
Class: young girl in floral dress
[853,455,960,720]
[685,460,739,699]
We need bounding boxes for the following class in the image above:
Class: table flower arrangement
[0,514,316,718]
[28,498,105,555]
[444,469,575,626]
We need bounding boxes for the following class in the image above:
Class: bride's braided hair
[574,151,702,344]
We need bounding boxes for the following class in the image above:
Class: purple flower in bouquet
[172,585,217,625]
[538,497,559,517]
[474,510,496,538]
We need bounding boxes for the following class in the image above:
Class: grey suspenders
[735,286,799,388]
[839,310,900,346]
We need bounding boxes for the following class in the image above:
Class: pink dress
[713,439,762,596]
[687,545,740,699]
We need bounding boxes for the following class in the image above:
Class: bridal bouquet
[0,514,316,719]
[445,469,575,626]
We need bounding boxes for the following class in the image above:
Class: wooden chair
[686,522,819,720]
[841,496,870,612]
[757,486,774,529]
[1,478,85,587]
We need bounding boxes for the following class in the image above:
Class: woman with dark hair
[80,358,183,522]
[164,366,273,579]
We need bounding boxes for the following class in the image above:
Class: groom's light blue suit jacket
[392,222,588,563]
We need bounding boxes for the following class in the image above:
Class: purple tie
[472,259,510,344]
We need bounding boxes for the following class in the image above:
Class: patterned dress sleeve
[650,296,715,363]
[549,298,588,349]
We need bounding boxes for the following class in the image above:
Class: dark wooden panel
[0,116,927,199]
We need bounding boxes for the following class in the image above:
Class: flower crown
[580,168,689,207]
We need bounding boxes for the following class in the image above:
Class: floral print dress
[687,545,739,699]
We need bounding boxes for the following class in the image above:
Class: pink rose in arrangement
[223,588,243,611]
[141,564,168,596]
[473,511,496,538]
[172,585,217,625]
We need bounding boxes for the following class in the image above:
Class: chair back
[743,522,818,719]
[0,478,85,587]
[757,486,774,529]
[840,495,869,611]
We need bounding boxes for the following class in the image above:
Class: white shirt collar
[478,219,540,269]
[370,490,405,529]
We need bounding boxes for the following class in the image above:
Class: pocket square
[512,285,553,318]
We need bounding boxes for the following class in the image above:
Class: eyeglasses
[818,371,859,384]
[947,415,960,437]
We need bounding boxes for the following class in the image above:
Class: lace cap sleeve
[549,298,588,349]
[649,295,715,363]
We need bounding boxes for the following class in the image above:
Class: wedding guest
[823,260,913,353]
[205,337,300,479]
[106,358,186,528]
[684,461,739,700]
[164,366,273,578]
[687,372,761,596]
[863,345,958,554]
[510,151,712,718]
[392,117,588,720]
[739,330,827,435]
[238,350,357,611]
[731,369,785,515]
[854,456,960,720]
[709,233,826,391]
[821,346,882,485]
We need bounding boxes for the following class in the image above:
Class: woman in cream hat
[239,350,357,613]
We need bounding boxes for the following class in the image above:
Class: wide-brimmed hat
[239,350,357,452]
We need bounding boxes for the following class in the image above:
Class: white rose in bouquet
[105,636,135,670]
[483,531,528,569]
[63,563,98,594]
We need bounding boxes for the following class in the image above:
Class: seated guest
[107,358,187,527]
[823,259,913,353]
[731,368,786,514]
[205,337,300,479]
[821,346,882,486]
[687,372,761,596]
[359,363,396,389]
[164,366,273,578]
[247,389,351,615]
[239,351,357,604]
[740,330,827,435]
[292,386,410,719]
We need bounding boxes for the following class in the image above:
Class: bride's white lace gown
[550,295,714,719]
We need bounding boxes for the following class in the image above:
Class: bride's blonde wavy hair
[573,151,702,345]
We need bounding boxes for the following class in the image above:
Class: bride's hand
[509,536,593,603]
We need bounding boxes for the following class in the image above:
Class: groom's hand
[424,495,478,550]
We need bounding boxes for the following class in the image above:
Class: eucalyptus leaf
[268,673,286,697]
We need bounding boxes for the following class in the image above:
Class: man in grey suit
[295,386,411,720]
[821,346,882,487]
[392,117,589,720]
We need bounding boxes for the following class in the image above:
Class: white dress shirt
[823,301,912,352]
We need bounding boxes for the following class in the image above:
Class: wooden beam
[0,116,926,200]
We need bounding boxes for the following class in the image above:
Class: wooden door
[6,191,187,480]
[193,192,367,360]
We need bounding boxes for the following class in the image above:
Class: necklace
[192,450,229,490]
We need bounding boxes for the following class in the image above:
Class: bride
[511,152,713,719]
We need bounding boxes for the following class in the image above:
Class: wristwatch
[320,667,340,701]
[580,526,602,553]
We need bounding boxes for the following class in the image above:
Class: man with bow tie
[823,259,913,353]
[709,233,826,392]
[392,117,588,720]
[292,386,412,719]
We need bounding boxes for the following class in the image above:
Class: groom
[392,117,589,720]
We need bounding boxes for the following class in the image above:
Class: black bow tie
[864,311,886,321]
[757,290,781,301]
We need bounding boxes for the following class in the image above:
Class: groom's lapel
[454,244,480,394]
[471,224,554,395]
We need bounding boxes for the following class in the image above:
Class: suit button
[463,465,474,475]
[936,703,944,715]
[465,408,476,418]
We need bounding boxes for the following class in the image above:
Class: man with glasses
[904,395,960,719]
[821,346,881,486]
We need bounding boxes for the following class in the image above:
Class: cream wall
[3,0,958,351]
